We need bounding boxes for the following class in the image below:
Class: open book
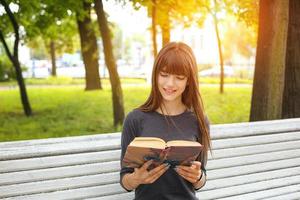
[122,137,203,169]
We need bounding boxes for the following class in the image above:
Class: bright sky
[102,1,151,37]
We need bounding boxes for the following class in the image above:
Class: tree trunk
[282,0,300,118]
[160,11,170,47]
[212,8,224,94]
[94,0,124,127]
[0,0,32,116]
[250,0,289,121]
[50,40,56,76]
[13,58,32,116]
[77,0,102,90]
[151,0,157,57]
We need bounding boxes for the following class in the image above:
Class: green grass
[0,84,252,142]
[0,77,148,86]
[0,76,252,87]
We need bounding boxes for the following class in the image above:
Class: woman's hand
[175,161,202,184]
[128,160,170,188]
[135,160,170,184]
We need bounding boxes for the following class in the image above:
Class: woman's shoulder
[125,108,149,121]
[185,110,210,125]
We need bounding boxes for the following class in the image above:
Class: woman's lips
[163,88,176,95]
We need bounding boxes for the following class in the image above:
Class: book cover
[122,137,203,169]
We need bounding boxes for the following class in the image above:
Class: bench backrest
[1,118,300,200]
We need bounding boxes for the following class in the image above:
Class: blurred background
[1,0,298,141]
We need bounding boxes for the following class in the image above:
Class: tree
[94,0,124,127]
[282,0,300,118]
[151,0,157,57]
[40,18,80,77]
[0,0,32,116]
[196,0,227,94]
[77,0,102,90]
[212,0,224,94]
[158,3,170,46]
[130,0,191,52]
[250,0,289,121]
[26,0,101,88]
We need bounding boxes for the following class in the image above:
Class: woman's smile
[163,88,177,95]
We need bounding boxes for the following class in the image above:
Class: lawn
[0,84,252,141]
[0,76,252,86]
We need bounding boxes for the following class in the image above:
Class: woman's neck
[156,100,186,116]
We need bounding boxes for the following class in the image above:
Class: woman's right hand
[123,160,170,190]
[132,160,170,185]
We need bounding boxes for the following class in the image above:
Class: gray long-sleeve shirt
[120,108,209,200]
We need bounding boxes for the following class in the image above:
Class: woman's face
[157,70,188,103]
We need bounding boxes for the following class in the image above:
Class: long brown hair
[139,42,212,159]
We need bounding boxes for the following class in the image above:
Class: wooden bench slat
[196,174,300,199]
[0,172,119,198]
[85,183,300,200]
[1,164,299,199]
[1,118,299,149]
[212,131,300,149]
[203,166,300,191]
[209,148,300,169]
[1,118,299,150]
[0,140,121,161]
[0,118,299,199]
[1,136,299,174]
[211,140,300,159]
[263,191,300,200]
[1,130,299,162]
[0,150,121,173]
[210,118,300,139]
[1,158,299,197]
[1,135,299,174]
[86,192,134,200]
[6,174,299,200]
[0,133,121,149]
[1,149,299,186]
[218,184,300,200]
[208,157,300,180]
[0,161,119,186]
[1,183,124,200]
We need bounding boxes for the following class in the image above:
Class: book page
[130,137,166,149]
[166,140,201,147]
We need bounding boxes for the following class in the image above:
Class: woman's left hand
[175,161,202,184]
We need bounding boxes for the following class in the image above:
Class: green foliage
[232,0,259,28]
[130,0,205,30]
[0,85,251,141]
[0,0,81,60]
[24,1,80,56]
[0,54,15,81]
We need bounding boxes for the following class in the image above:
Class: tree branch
[0,29,14,62]
[0,0,19,58]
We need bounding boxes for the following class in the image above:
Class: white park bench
[0,118,300,200]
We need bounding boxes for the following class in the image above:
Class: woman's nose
[166,76,176,86]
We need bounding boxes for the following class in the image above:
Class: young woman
[120,42,212,199]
